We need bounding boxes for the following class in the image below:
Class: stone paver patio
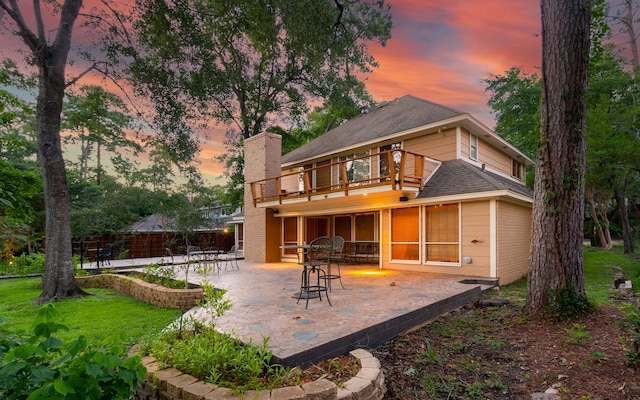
[84,257,489,367]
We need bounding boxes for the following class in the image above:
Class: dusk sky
[366,0,541,126]
[2,0,544,184]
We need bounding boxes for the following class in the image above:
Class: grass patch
[0,277,181,352]
[584,245,639,304]
[497,245,638,306]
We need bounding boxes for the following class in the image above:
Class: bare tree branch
[33,0,46,42]
[1,0,41,51]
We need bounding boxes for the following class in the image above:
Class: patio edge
[276,284,483,368]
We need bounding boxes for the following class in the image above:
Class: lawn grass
[480,245,636,308]
[583,244,640,304]
[0,277,181,352]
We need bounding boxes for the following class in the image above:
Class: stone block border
[76,274,204,309]
[136,348,386,400]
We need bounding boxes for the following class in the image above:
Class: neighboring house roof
[129,211,230,233]
[129,213,170,233]
[282,95,465,165]
[418,159,533,199]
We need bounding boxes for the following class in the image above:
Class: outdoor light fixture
[464,256,473,264]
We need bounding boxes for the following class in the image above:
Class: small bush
[0,253,46,277]
[149,328,286,392]
[0,304,146,399]
[544,284,595,321]
[139,263,185,289]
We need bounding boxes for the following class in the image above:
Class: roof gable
[282,95,465,164]
[419,159,533,199]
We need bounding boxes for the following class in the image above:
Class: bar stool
[297,237,332,309]
[322,236,345,291]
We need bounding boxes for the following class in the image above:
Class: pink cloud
[3,1,543,180]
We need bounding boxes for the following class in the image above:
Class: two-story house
[244,94,533,285]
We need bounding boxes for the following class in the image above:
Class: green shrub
[139,263,185,289]
[149,328,286,392]
[0,304,146,399]
[544,284,595,321]
[0,253,46,276]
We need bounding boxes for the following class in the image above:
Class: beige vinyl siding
[404,128,457,161]
[458,201,491,277]
[477,139,512,176]
[460,128,471,159]
[496,201,532,285]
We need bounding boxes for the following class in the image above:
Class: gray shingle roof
[418,159,533,199]
[282,94,465,164]
[129,213,171,233]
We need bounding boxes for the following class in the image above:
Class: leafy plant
[139,262,185,289]
[619,302,640,367]
[0,253,45,276]
[544,284,595,321]
[0,304,146,399]
[564,323,592,345]
[197,281,232,327]
[419,338,442,366]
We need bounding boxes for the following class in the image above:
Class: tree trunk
[614,183,634,254]
[96,139,102,185]
[525,0,590,316]
[586,189,612,249]
[30,0,87,303]
[622,0,640,78]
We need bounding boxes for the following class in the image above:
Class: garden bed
[136,349,385,400]
[76,274,204,309]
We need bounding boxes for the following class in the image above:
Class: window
[306,217,329,242]
[339,151,370,186]
[282,217,298,256]
[334,216,352,241]
[354,214,375,241]
[391,207,420,261]
[424,204,460,264]
[512,159,523,180]
[470,134,478,160]
[379,142,402,182]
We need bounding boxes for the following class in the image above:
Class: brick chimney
[243,132,282,263]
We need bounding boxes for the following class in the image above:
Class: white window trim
[470,134,478,160]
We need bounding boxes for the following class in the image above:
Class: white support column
[490,199,497,278]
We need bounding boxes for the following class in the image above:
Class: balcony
[250,150,441,207]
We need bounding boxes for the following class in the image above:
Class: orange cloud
[3,0,543,181]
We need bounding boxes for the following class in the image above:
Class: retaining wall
[135,348,385,400]
[76,274,204,309]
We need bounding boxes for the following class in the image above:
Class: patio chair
[221,245,240,270]
[297,237,332,309]
[165,247,175,265]
[97,243,112,267]
[321,236,345,291]
[187,245,202,271]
